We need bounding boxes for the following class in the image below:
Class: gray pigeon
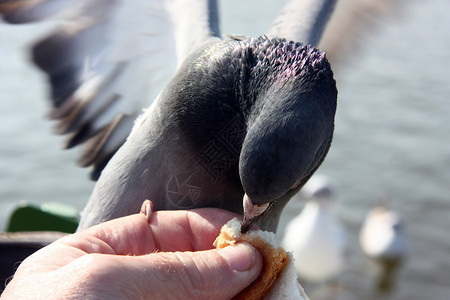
[0,0,337,233]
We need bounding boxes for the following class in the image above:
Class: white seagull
[282,174,347,283]
[359,203,408,292]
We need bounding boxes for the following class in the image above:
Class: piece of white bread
[214,218,309,300]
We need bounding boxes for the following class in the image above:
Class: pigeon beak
[240,193,272,233]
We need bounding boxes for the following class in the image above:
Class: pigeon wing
[267,0,337,47]
[0,0,220,180]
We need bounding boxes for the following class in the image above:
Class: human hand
[1,207,263,299]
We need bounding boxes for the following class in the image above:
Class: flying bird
[0,0,338,233]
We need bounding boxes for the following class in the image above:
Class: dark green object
[6,202,79,233]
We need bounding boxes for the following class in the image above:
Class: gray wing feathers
[166,0,220,66]
[0,0,83,23]
[268,0,337,47]
[0,0,219,179]
[319,0,400,67]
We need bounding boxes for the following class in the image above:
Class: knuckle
[153,252,213,298]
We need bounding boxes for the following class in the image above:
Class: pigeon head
[237,39,337,232]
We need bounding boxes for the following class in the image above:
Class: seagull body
[1,0,338,233]
[359,205,408,260]
[359,204,408,292]
[282,175,346,282]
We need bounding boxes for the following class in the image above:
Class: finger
[76,243,263,300]
[149,209,242,252]
[69,208,240,255]
[140,199,153,223]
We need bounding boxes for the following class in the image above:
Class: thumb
[133,243,263,300]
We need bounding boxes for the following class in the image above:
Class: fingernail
[140,200,153,223]
[219,243,256,272]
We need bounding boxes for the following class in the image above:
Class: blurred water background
[1,0,449,299]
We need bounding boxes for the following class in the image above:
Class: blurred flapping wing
[0,0,220,179]
[267,0,337,47]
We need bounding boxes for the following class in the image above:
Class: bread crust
[214,222,290,300]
